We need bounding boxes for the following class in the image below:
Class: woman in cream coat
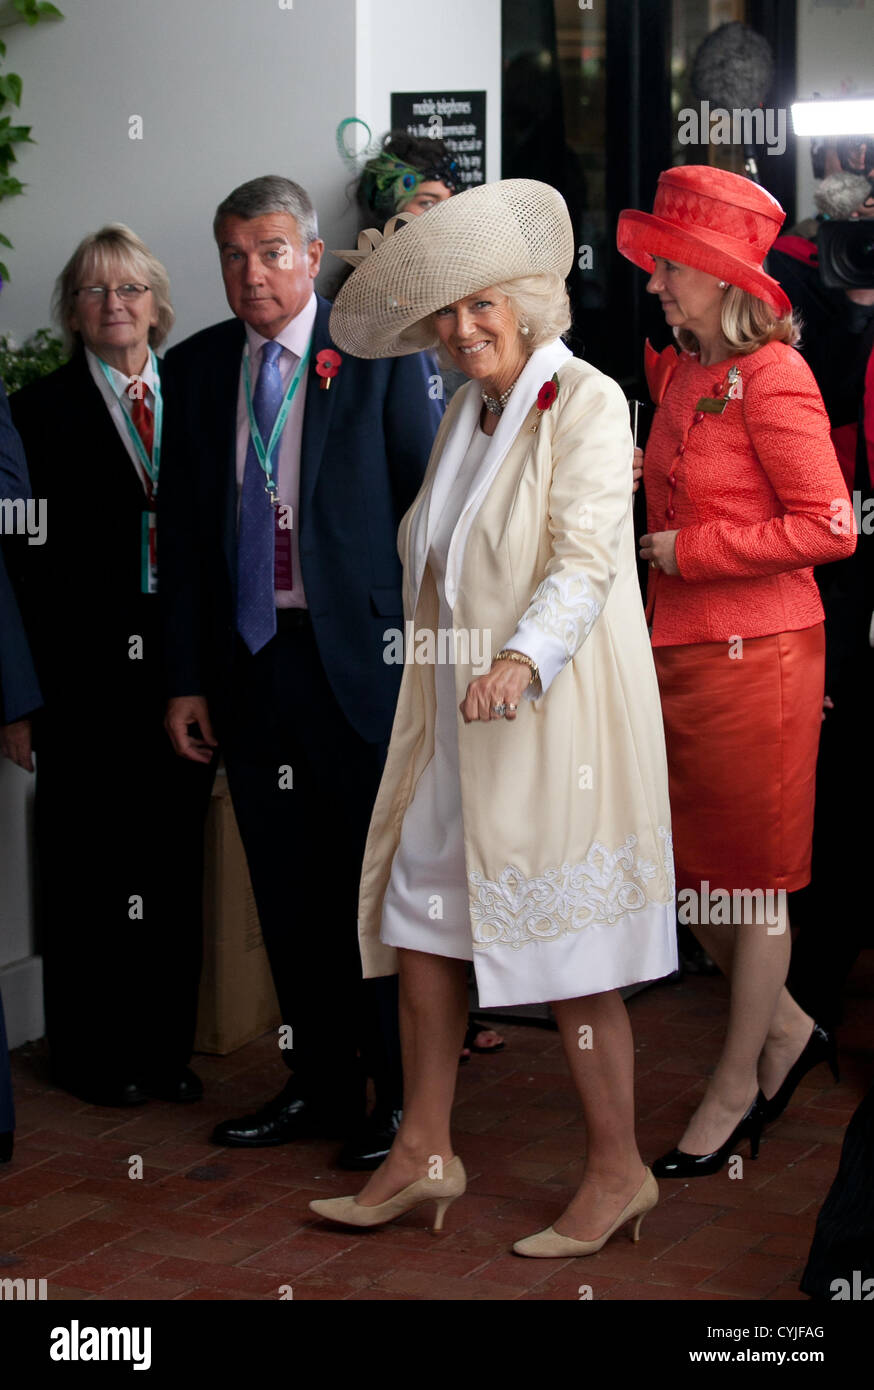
[311,180,677,1257]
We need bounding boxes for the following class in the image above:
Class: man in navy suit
[160,176,441,1165]
[0,377,43,1163]
[0,378,42,750]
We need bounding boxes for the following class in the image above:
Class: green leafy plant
[0,0,64,282]
[0,327,67,391]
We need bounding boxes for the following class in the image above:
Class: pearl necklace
[481,383,515,416]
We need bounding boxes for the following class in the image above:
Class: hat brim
[329,179,575,359]
[617,209,792,317]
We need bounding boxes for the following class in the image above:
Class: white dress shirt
[235,293,317,608]
[85,346,159,497]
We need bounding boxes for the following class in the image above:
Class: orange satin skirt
[653,624,824,893]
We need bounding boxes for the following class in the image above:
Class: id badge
[141,512,158,594]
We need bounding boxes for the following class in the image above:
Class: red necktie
[128,384,155,501]
[274,507,293,590]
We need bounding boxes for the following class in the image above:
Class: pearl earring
[520,324,530,336]
[719,281,728,289]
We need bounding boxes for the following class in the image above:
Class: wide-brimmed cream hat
[329,178,574,359]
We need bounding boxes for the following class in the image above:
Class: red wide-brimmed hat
[616,165,792,316]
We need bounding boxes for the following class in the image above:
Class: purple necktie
[237,340,284,653]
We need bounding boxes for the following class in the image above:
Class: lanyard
[243,339,312,505]
[99,349,162,495]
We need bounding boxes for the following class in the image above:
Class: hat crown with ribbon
[329,178,575,359]
[616,165,792,316]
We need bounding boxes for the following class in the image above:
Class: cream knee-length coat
[358,339,677,1007]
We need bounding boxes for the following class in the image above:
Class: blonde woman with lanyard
[7,224,214,1108]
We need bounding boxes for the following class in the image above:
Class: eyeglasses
[74,283,151,302]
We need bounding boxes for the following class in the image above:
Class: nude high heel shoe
[512,1168,659,1258]
[309,1155,466,1232]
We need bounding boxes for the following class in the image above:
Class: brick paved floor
[2,955,870,1302]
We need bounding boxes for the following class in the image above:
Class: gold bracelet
[495,648,540,686]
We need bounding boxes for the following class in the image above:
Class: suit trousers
[800,1082,874,1297]
[221,614,402,1121]
[0,989,13,1133]
[35,696,212,1090]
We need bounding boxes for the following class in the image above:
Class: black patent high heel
[652,1092,766,1179]
[760,1023,839,1127]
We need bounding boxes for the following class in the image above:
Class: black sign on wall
[390,91,487,189]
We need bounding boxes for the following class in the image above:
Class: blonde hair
[54,223,175,352]
[408,271,571,360]
[676,285,800,356]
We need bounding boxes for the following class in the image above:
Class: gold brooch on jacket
[694,365,743,416]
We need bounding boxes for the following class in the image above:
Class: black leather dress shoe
[55,1077,149,1107]
[652,1092,766,1179]
[336,1108,402,1171]
[142,1067,203,1103]
[0,1131,12,1164]
[211,1084,350,1148]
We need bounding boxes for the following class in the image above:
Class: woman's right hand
[633,447,644,494]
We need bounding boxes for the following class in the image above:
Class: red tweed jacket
[643,340,856,646]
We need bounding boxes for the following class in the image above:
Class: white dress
[379,423,492,959]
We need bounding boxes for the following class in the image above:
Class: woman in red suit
[617,167,855,1177]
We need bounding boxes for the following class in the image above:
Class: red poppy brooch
[316,349,342,391]
[532,373,560,431]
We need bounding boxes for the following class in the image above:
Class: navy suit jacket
[0,378,42,725]
[159,294,442,744]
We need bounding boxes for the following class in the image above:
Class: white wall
[0,0,360,346]
[795,0,874,218]
[355,0,502,182]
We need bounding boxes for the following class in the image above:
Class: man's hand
[460,658,533,724]
[633,446,644,494]
[0,718,34,772]
[164,695,218,763]
[639,529,680,576]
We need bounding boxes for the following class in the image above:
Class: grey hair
[53,223,175,352]
[213,176,319,245]
[407,272,571,361]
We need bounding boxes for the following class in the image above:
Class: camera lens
[818,221,874,290]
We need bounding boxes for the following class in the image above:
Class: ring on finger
[492,703,507,717]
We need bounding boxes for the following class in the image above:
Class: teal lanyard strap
[243,339,312,503]
[99,349,162,496]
